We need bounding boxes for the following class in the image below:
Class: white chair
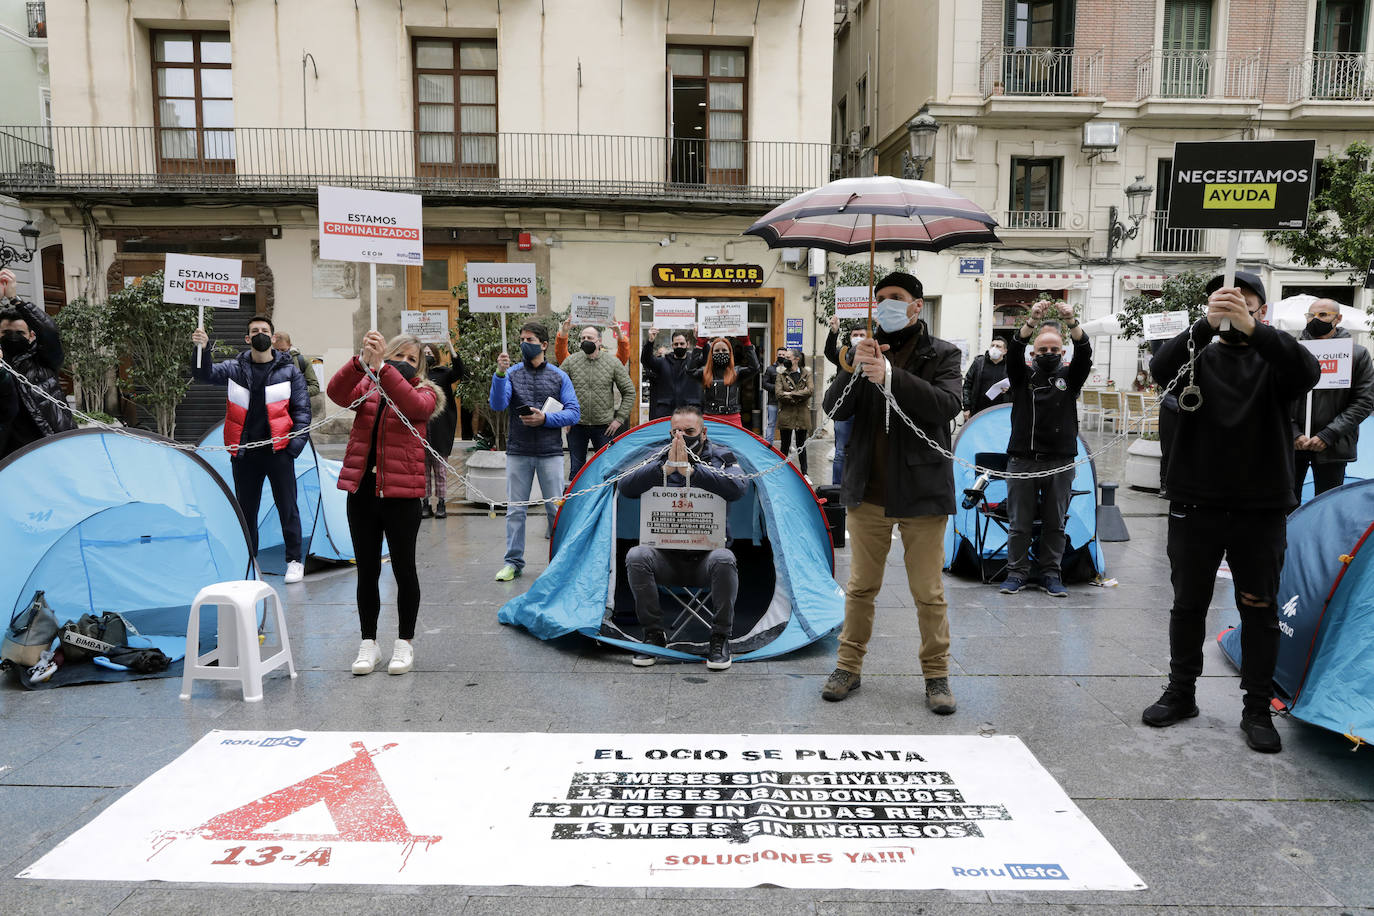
[181,580,296,702]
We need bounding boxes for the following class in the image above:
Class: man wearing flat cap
[1144,270,1320,754]
[820,270,963,715]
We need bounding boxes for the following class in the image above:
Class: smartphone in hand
[517,405,535,417]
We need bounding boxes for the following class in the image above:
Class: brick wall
[1226,0,1310,103]
[1075,0,1157,100]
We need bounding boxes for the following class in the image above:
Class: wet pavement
[2,431,1371,914]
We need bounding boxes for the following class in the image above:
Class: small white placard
[1302,337,1354,390]
[317,185,423,265]
[1143,310,1191,339]
[985,377,1012,400]
[697,300,748,338]
[541,396,563,415]
[467,262,537,314]
[163,253,241,310]
[652,297,697,328]
[570,294,615,326]
[834,286,872,319]
[402,309,450,344]
[639,486,727,551]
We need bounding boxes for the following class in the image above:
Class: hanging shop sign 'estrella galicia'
[1167,139,1317,231]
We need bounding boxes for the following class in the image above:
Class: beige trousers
[836,500,951,678]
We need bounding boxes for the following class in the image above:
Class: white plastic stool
[181,580,297,702]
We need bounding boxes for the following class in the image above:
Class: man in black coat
[1292,298,1374,501]
[1144,271,1320,754]
[961,337,1009,421]
[0,267,76,459]
[819,271,963,715]
[641,327,701,419]
[998,302,1092,598]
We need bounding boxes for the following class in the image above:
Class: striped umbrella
[744,176,999,337]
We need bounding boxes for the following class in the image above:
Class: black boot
[419,501,433,519]
[434,501,447,519]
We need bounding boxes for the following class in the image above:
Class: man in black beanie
[820,270,963,714]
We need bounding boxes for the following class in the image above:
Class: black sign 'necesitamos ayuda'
[653,263,764,288]
[1167,139,1317,231]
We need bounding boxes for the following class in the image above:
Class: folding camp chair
[662,585,715,641]
[962,451,1090,584]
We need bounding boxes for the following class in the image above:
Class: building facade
[834,0,1373,387]
[0,0,55,306]
[0,0,833,439]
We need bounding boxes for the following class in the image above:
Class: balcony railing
[1149,210,1207,254]
[1287,52,1374,102]
[981,47,1104,98]
[1134,49,1260,101]
[26,2,45,38]
[1002,209,1064,230]
[0,126,834,206]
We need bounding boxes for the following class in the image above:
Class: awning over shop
[1121,274,1167,290]
[990,271,1089,290]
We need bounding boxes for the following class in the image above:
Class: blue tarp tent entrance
[1,429,256,684]
[943,404,1105,583]
[196,422,365,574]
[1218,478,1374,743]
[497,419,845,662]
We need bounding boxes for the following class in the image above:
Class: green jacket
[289,348,320,398]
[558,349,634,426]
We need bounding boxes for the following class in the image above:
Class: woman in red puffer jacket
[327,330,443,679]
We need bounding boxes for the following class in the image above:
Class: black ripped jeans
[1165,504,1287,709]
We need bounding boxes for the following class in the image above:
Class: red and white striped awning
[1121,274,1167,290]
[990,271,1090,290]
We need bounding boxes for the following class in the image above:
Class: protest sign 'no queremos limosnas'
[467,262,538,314]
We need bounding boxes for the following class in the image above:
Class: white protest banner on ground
[639,487,728,551]
[20,732,1145,891]
[402,309,450,344]
[653,297,697,328]
[317,186,423,265]
[466,262,537,314]
[697,301,748,338]
[1302,337,1354,390]
[163,254,242,310]
[1142,311,1191,340]
[571,294,616,327]
[834,286,872,320]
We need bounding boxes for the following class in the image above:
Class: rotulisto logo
[220,736,307,748]
[952,863,1068,880]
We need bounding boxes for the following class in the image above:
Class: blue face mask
[875,299,910,333]
[520,341,544,363]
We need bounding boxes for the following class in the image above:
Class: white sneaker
[388,639,414,675]
[352,639,382,675]
[284,560,305,584]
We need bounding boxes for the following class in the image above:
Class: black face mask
[424,352,436,366]
[777,356,788,365]
[386,359,418,381]
[681,433,705,455]
[672,346,689,359]
[249,333,273,352]
[712,352,730,368]
[1034,352,1062,374]
[1306,317,1334,338]
[580,339,597,355]
[0,331,28,357]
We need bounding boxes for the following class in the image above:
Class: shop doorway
[406,244,505,439]
[629,286,785,432]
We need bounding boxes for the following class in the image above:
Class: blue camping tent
[497,418,845,662]
[196,423,361,573]
[1218,478,1374,743]
[1298,414,1374,502]
[0,428,255,641]
[943,404,1104,583]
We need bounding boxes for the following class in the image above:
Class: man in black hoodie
[1144,271,1320,754]
[999,302,1092,598]
[1292,298,1373,501]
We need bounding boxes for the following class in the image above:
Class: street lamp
[1106,175,1154,258]
[901,110,938,180]
[0,221,40,270]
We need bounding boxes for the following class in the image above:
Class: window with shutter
[1312,2,1368,97]
[1161,0,1211,97]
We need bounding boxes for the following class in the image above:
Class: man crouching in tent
[618,406,748,671]
[819,271,963,715]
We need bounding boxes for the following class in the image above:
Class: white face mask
[874,300,910,333]
[987,347,1005,362]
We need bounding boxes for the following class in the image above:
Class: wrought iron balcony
[1002,209,1065,231]
[1148,210,1207,254]
[1134,49,1261,101]
[1287,52,1374,102]
[981,47,1104,98]
[0,126,834,209]
[26,2,45,39]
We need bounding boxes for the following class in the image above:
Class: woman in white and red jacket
[328,330,443,677]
